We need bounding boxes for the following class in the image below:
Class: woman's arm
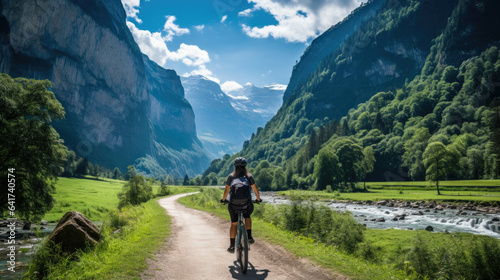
[222,184,230,201]
[251,184,261,201]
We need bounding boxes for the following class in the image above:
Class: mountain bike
[221,199,260,274]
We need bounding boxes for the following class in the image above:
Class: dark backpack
[229,176,251,204]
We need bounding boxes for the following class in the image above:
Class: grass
[178,189,402,280]
[179,189,500,280]
[365,179,500,188]
[44,176,196,222]
[24,177,199,279]
[25,198,170,279]
[279,189,500,203]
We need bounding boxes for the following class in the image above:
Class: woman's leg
[230,222,237,238]
[244,218,252,230]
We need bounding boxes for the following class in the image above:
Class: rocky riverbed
[261,194,500,238]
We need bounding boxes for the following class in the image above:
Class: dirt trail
[141,193,346,280]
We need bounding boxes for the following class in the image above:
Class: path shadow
[228,261,270,279]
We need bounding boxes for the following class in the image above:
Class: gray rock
[425,226,433,231]
[47,211,100,254]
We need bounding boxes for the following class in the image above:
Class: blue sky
[121,0,363,93]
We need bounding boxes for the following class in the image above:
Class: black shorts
[228,201,254,223]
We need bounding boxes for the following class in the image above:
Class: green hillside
[202,0,500,190]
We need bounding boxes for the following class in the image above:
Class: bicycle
[221,199,261,274]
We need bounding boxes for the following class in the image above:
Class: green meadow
[44,176,193,222]
[25,177,199,279]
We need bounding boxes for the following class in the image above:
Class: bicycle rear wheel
[240,224,248,274]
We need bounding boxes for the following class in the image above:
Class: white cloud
[240,0,362,43]
[238,8,253,17]
[168,43,210,67]
[127,21,169,65]
[221,81,243,93]
[194,24,205,32]
[127,21,217,82]
[221,15,228,23]
[121,0,142,23]
[184,65,220,84]
[163,16,190,41]
[264,83,287,91]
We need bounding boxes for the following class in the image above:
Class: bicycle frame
[236,211,247,251]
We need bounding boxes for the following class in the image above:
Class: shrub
[117,175,153,208]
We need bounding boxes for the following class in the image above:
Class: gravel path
[141,193,346,280]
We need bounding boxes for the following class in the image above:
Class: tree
[124,165,137,181]
[423,142,454,195]
[112,167,122,180]
[76,158,89,175]
[166,174,175,185]
[117,175,153,208]
[62,151,77,177]
[359,146,376,190]
[0,74,67,221]
[183,174,189,185]
[336,142,364,190]
[255,168,273,190]
[313,147,341,190]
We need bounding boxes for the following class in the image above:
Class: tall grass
[181,190,500,280]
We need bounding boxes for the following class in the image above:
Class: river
[259,193,500,239]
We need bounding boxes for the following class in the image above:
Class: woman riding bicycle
[221,157,261,253]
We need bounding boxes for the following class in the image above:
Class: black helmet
[234,157,247,167]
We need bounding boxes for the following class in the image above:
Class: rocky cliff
[0,0,209,177]
[283,0,385,102]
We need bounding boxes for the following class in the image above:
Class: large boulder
[47,211,100,253]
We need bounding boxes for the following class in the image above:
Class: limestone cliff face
[0,0,208,176]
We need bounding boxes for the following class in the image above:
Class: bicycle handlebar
[220,199,262,204]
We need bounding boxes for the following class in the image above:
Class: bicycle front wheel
[240,224,248,274]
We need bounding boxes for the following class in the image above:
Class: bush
[325,185,333,193]
[264,199,365,254]
[157,183,171,197]
[117,175,153,208]
[109,210,127,229]
[404,233,500,279]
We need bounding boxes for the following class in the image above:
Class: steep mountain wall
[0,0,208,176]
[283,0,385,102]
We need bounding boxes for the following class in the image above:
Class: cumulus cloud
[127,21,217,82]
[221,15,228,23]
[121,0,142,23]
[240,0,362,43]
[194,24,205,32]
[126,21,168,65]
[221,81,244,93]
[168,43,210,67]
[163,16,190,41]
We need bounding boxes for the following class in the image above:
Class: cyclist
[221,157,262,253]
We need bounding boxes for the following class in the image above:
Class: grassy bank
[365,179,500,188]
[178,189,401,279]
[279,189,500,203]
[179,189,500,280]
[24,177,198,279]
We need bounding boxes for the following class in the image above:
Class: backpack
[229,175,251,205]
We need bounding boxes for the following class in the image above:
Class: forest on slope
[200,0,500,190]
